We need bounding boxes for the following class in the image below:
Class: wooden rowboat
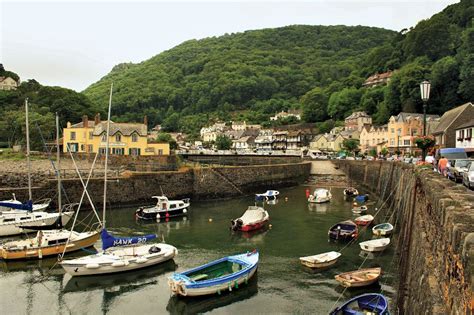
[354,214,374,226]
[328,220,358,241]
[359,238,391,252]
[372,223,394,236]
[330,293,389,314]
[299,251,341,269]
[335,267,382,288]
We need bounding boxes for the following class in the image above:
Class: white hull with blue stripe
[168,251,259,297]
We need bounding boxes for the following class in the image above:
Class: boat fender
[86,263,100,269]
[136,257,148,264]
[179,283,187,296]
[183,208,187,214]
[156,213,161,219]
[38,249,42,259]
[228,282,232,292]
[112,261,126,267]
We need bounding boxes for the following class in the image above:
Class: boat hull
[335,267,382,288]
[239,220,268,232]
[0,211,73,237]
[171,265,257,297]
[61,244,177,276]
[0,231,100,260]
[300,258,338,269]
[359,238,391,252]
[135,208,188,220]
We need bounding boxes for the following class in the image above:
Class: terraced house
[63,114,170,156]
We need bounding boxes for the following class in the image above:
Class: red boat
[231,206,269,232]
[354,215,374,226]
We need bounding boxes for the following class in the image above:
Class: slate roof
[432,103,474,134]
[92,121,147,136]
[455,119,474,130]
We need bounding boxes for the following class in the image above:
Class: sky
[1,0,460,92]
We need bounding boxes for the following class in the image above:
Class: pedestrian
[438,156,448,176]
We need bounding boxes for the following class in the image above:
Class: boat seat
[190,274,208,281]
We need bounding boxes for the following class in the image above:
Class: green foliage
[315,119,335,134]
[342,138,360,153]
[301,87,328,123]
[155,132,177,149]
[215,134,232,150]
[369,148,377,157]
[327,87,363,119]
[380,147,389,156]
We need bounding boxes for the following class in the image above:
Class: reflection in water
[359,250,376,260]
[266,199,278,206]
[64,260,177,314]
[136,216,191,240]
[308,203,329,213]
[166,274,258,315]
[334,280,382,298]
[230,226,270,243]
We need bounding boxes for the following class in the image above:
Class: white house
[455,120,474,150]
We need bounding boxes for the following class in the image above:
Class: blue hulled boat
[330,293,389,314]
[168,250,259,297]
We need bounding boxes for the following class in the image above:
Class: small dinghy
[334,267,382,288]
[299,251,341,269]
[168,250,259,297]
[359,238,391,252]
[255,190,279,201]
[354,214,374,226]
[372,223,394,236]
[328,220,358,241]
[231,206,269,232]
[308,188,332,203]
[330,293,389,315]
[343,187,358,197]
[355,194,369,203]
[136,196,190,220]
[352,205,368,214]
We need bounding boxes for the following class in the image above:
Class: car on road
[462,162,474,190]
[447,159,472,183]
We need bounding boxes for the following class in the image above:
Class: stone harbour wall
[336,160,474,315]
[0,161,311,208]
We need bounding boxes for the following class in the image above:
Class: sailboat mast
[56,113,62,214]
[25,98,32,201]
[103,83,113,228]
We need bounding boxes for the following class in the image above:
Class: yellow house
[0,76,19,90]
[359,125,388,154]
[63,114,170,156]
[310,134,329,151]
[310,134,346,152]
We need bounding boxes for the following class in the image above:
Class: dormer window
[132,133,138,142]
[115,134,122,142]
[101,133,107,142]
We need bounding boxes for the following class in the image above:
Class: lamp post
[420,80,431,161]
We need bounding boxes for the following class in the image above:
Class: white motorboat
[231,206,269,232]
[255,190,280,201]
[359,238,391,252]
[299,251,341,269]
[0,209,73,237]
[308,188,332,203]
[136,196,190,220]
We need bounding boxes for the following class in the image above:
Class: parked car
[462,162,474,189]
[447,159,472,183]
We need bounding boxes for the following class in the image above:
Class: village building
[387,112,439,155]
[286,131,302,150]
[63,114,170,156]
[362,70,393,88]
[432,102,474,149]
[455,120,474,152]
[344,112,372,132]
[359,125,388,154]
[0,76,19,90]
[270,110,302,121]
[232,136,256,150]
[272,131,288,150]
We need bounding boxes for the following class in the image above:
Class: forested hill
[84,25,396,132]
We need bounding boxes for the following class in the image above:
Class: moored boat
[168,250,259,297]
[308,188,332,203]
[231,206,269,232]
[136,196,190,220]
[359,238,391,252]
[354,214,374,226]
[352,205,368,214]
[330,293,389,315]
[299,251,341,269]
[334,267,382,288]
[0,194,51,212]
[343,187,358,197]
[0,210,74,237]
[372,223,394,236]
[255,190,279,201]
[355,194,369,203]
[328,220,358,241]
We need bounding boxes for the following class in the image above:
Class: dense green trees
[215,134,232,150]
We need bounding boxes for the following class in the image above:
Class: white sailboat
[0,99,72,237]
[0,113,100,259]
[60,84,177,276]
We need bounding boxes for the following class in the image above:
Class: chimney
[95,113,101,125]
[82,115,88,128]
[143,115,148,127]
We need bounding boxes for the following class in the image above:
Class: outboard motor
[231,219,243,231]
[148,245,161,254]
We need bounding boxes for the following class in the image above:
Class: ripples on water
[0,186,398,314]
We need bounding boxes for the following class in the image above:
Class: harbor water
[0,185,398,314]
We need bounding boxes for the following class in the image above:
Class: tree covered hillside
[84,25,396,135]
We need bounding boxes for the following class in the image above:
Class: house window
[101,133,107,142]
[391,128,394,134]
[112,148,124,155]
[129,148,141,156]
[70,132,76,140]
[67,143,78,152]
[404,140,410,146]
[412,129,417,136]
[99,148,107,155]
[80,144,85,151]
[115,134,121,142]
[132,133,138,142]
[89,132,93,140]
[467,128,472,139]
[87,145,93,152]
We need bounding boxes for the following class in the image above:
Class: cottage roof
[392,112,439,123]
[432,103,474,135]
[71,121,96,128]
[93,121,147,136]
[455,119,474,130]
[345,111,370,120]
[363,71,393,85]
